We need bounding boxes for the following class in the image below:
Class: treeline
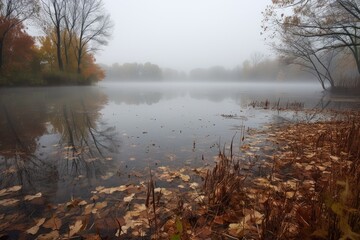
[103,58,308,82]
[189,59,308,81]
[0,0,112,86]
[103,63,187,81]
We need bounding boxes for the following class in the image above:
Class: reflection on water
[0,87,118,201]
[0,82,359,201]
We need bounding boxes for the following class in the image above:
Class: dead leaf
[94,201,107,210]
[228,223,245,237]
[213,215,225,225]
[0,198,19,206]
[8,185,22,192]
[124,193,135,202]
[43,217,62,230]
[180,174,190,182]
[69,220,83,237]
[24,192,42,201]
[26,218,46,235]
[190,182,199,189]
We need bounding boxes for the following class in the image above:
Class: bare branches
[74,0,113,74]
[265,0,360,88]
[39,0,112,74]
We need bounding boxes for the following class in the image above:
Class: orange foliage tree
[0,18,37,76]
[38,30,105,83]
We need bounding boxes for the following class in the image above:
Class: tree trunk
[77,48,82,74]
[0,40,3,74]
[56,28,64,71]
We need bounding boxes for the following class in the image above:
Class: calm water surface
[0,81,359,202]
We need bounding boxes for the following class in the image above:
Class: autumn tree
[0,19,38,85]
[40,0,65,71]
[0,0,39,73]
[264,0,360,88]
[38,0,111,83]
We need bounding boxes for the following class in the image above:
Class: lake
[0,81,360,237]
[1,81,359,200]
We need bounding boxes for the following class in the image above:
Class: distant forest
[102,57,310,82]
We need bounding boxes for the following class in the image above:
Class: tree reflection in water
[0,87,118,198]
[57,102,117,180]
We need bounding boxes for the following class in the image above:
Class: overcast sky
[96,0,272,71]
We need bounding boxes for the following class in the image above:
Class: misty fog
[1,0,360,239]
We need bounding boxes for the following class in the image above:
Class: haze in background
[96,0,271,72]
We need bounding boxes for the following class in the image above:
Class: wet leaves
[26,218,46,235]
[24,192,42,201]
[69,220,83,237]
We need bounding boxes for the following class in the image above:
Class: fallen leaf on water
[43,217,62,230]
[26,218,46,235]
[124,193,135,202]
[98,185,128,194]
[0,189,8,197]
[69,220,83,237]
[154,188,172,196]
[94,201,107,210]
[179,174,190,182]
[8,185,22,192]
[84,204,94,215]
[190,182,199,189]
[78,200,87,206]
[0,198,19,206]
[24,192,42,201]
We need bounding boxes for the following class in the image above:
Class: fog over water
[1,82,359,201]
[96,0,271,71]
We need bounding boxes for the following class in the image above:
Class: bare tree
[264,0,360,88]
[74,0,112,74]
[62,0,79,69]
[40,0,65,71]
[0,0,39,73]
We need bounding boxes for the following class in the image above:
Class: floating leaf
[43,217,62,230]
[94,201,107,210]
[190,182,199,189]
[69,220,83,237]
[8,185,22,192]
[26,218,46,235]
[0,198,19,206]
[24,192,42,201]
[124,193,135,202]
[179,174,190,182]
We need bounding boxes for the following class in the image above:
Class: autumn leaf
[43,217,62,230]
[124,193,135,202]
[24,192,42,201]
[0,198,19,206]
[228,223,245,237]
[69,220,83,237]
[26,218,46,235]
[7,185,22,192]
